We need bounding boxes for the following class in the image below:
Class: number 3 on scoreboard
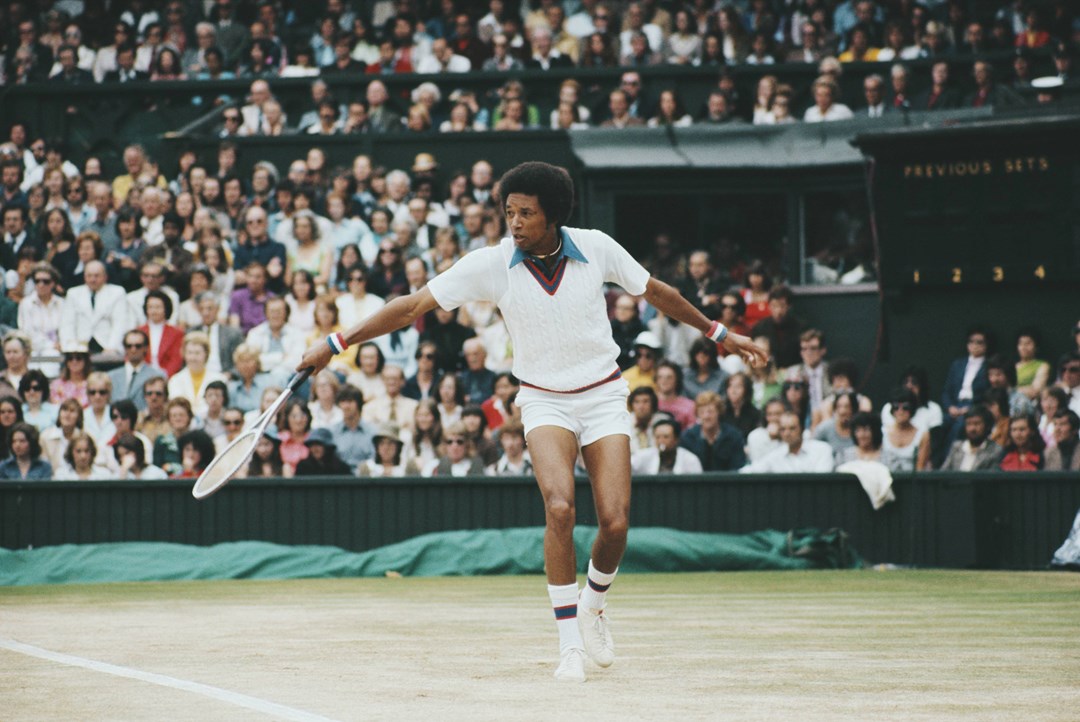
[992,266,1004,282]
[952,267,962,283]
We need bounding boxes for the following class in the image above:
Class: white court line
[0,637,340,722]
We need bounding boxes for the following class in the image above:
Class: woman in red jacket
[140,290,184,377]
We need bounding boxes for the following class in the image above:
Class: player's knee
[597,509,629,542]
[546,496,575,528]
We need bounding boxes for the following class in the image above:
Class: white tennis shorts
[516,378,632,446]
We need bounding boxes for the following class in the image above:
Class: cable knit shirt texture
[427,228,650,392]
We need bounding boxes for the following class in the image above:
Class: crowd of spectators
[0,113,1079,481]
[1,0,1077,130]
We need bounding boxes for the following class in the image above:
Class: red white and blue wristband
[326,332,348,355]
[706,321,729,343]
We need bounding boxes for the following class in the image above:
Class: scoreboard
[854,116,1080,290]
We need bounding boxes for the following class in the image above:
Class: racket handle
[288,366,315,392]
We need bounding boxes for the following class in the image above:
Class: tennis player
[298,162,767,682]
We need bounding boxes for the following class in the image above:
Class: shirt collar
[509,227,588,268]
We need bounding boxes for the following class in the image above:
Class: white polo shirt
[428,228,649,393]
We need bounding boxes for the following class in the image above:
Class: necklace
[531,237,563,261]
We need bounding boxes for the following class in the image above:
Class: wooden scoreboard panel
[857,118,1080,290]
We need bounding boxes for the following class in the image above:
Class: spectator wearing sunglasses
[403,341,443,401]
[1058,350,1080,416]
[82,372,116,451]
[624,331,662,392]
[882,389,930,472]
[19,370,57,432]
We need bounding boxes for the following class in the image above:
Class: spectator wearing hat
[680,392,746,471]
[295,427,353,476]
[1052,42,1074,82]
[624,330,663,391]
[360,422,421,477]
[631,418,703,475]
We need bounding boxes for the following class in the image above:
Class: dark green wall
[3,473,1077,570]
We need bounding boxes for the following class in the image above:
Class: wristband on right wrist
[706,321,729,343]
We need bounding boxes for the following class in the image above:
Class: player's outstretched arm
[296,287,441,374]
[641,277,768,369]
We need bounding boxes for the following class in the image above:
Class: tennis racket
[191,367,314,500]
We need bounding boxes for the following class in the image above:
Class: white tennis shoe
[578,603,615,668]
[554,647,586,682]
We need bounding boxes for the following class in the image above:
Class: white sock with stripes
[547,582,582,653]
[579,559,618,613]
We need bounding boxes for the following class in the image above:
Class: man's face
[205,388,224,411]
[967,334,987,358]
[697,403,719,429]
[124,333,147,364]
[3,209,24,236]
[266,300,287,329]
[124,148,143,175]
[1053,417,1076,445]
[964,416,988,445]
[505,194,553,255]
[198,297,218,326]
[769,297,790,322]
[621,74,641,100]
[464,344,486,371]
[864,80,883,105]
[405,259,427,288]
[463,205,484,234]
[2,165,19,191]
[974,62,990,87]
[614,297,636,322]
[367,81,388,106]
[246,267,266,293]
[1062,360,1080,390]
[84,263,106,291]
[631,394,653,421]
[382,368,404,396]
[246,209,268,239]
[688,252,710,281]
[779,413,803,449]
[609,91,629,117]
[471,161,492,188]
[338,398,359,421]
[708,93,726,117]
[144,382,166,412]
[800,337,824,368]
[140,265,164,291]
[932,62,949,86]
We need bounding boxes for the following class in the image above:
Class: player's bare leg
[528,424,587,681]
[576,434,631,668]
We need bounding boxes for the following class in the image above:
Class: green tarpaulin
[0,527,861,586]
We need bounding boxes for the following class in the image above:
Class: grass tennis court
[2,570,1078,721]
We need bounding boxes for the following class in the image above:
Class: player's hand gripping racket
[191,366,314,500]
